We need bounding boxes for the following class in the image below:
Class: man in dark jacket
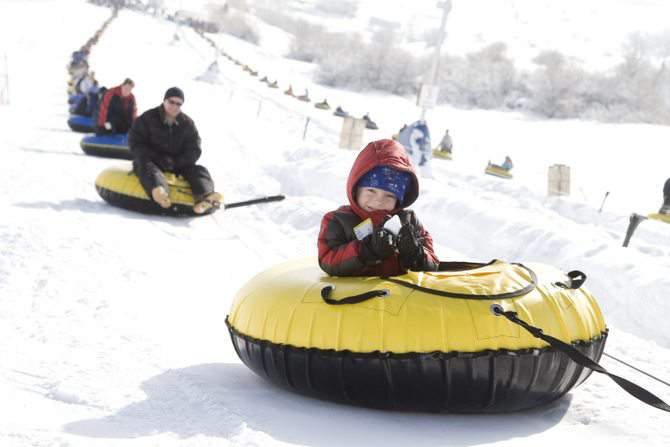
[97,78,137,134]
[128,87,222,214]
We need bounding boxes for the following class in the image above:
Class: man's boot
[193,192,223,214]
[151,186,171,209]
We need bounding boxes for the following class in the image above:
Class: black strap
[554,270,586,289]
[435,260,497,271]
[320,262,541,303]
[320,285,389,305]
[382,263,538,300]
[494,308,670,413]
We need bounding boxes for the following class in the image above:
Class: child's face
[356,187,397,212]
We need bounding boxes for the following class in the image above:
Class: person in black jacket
[660,177,670,215]
[128,87,222,214]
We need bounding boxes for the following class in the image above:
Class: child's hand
[397,223,425,270]
[360,228,396,263]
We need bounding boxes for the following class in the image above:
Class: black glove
[397,223,425,270]
[359,228,396,264]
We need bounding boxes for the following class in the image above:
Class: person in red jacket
[96,78,137,134]
[318,138,439,276]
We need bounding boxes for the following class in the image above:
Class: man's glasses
[167,99,183,107]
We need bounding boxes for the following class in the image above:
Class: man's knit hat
[164,87,184,102]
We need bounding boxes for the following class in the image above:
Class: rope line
[603,352,670,389]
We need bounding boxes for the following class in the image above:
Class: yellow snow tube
[226,258,607,412]
[485,164,513,179]
[432,148,453,160]
[95,166,219,216]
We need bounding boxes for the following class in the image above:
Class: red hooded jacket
[97,85,137,127]
[318,139,439,276]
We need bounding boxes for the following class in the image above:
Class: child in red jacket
[318,139,439,276]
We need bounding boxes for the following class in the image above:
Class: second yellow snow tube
[95,166,220,217]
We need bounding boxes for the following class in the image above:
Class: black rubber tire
[227,318,607,413]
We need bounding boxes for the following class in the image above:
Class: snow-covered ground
[1,1,669,446]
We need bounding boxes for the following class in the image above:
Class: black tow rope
[492,307,670,412]
[223,194,285,210]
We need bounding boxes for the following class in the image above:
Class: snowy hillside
[1,1,670,446]
[245,0,670,70]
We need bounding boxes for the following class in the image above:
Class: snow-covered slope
[1,1,669,446]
